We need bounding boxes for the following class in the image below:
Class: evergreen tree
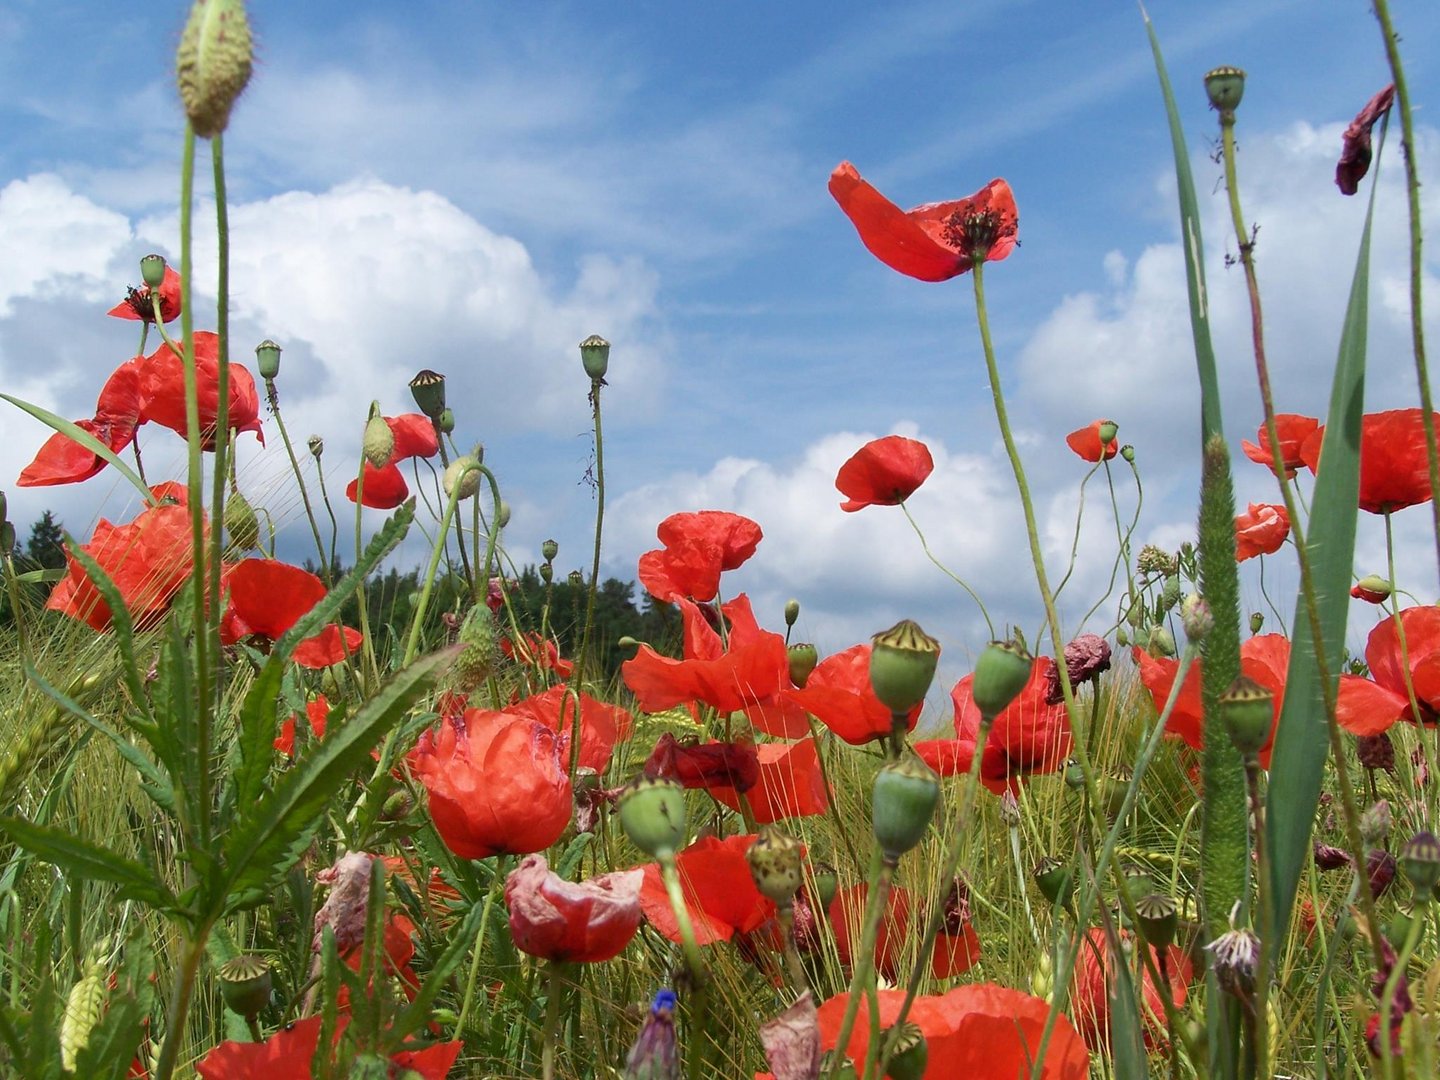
[25,511,67,570]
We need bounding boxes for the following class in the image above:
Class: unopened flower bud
[1401,831,1440,896]
[1250,611,1265,635]
[1115,626,1129,647]
[496,500,511,529]
[307,434,323,458]
[747,826,804,905]
[1181,593,1211,642]
[443,455,481,501]
[1148,625,1176,658]
[1135,893,1178,950]
[176,0,254,138]
[580,334,611,380]
[1361,799,1392,845]
[618,777,687,859]
[1351,575,1393,604]
[408,369,447,419]
[362,408,394,468]
[1204,66,1246,115]
[1063,759,1085,791]
[1386,907,1415,950]
[868,620,941,713]
[255,339,281,380]
[438,407,455,435]
[884,1023,928,1080]
[787,643,818,688]
[872,752,941,861]
[809,862,838,913]
[784,598,800,627]
[542,538,559,562]
[624,989,679,1080]
[617,635,639,651]
[0,489,8,530]
[217,954,271,1020]
[971,639,1033,720]
[140,253,168,289]
[1033,857,1074,909]
[998,790,1021,827]
[224,491,260,552]
[1220,675,1274,757]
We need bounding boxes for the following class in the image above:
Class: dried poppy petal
[835,435,934,511]
[1336,85,1395,196]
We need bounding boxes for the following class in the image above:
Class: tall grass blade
[0,394,157,507]
[0,817,178,911]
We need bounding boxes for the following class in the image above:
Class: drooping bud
[140,253,168,289]
[971,639,1033,720]
[1249,611,1265,635]
[1351,575,1393,604]
[580,334,611,380]
[1219,675,1274,757]
[1204,66,1247,115]
[868,620,941,713]
[871,751,941,861]
[1148,625,1176,658]
[1135,893,1178,950]
[542,538,559,562]
[451,604,497,692]
[809,862,838,913]
[255,339,281,380]
[884,1022,928,1080]
[176,0,255,139]
[497,500,511,529]
[217,954,272,1020]
[408,369,447,419]
[1181,593,1212,642]
[747,826,804,905]
[618,777,687,859]
[784,598,800,627]
[223,490,260,552]
[443,455,481,501]
[787,643,819,689]
[1115,626,1129,647]
[438,408,455,435]
[623,989,679,1080]
[1401,831,1440,896]
[362,407,394,468]
[307,434,324,458]
[1033,857,1074,909]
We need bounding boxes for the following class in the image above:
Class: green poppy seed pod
[542,538,559,562]
[618,776,687,859]
[307,434,323,458]
[871,752,941,861]
[362,407,394,468]
[580,334,611,380]
[1401,831,1440,896]
[1148,625,1176,658]
[1249,611,1265,634]
[568,570,585,588]
[868,620,942,713]
[1033,857,1074,909]
[1121,862,1155,901]
[140,253,168,289]
[1204,65,1246,114]
[1220,675,1273,757]
[1386,907,1415,950]
[746,826,804,905]
[254,339,281,380]
[1135,893,1179,950]
[884,1023,928,1080]
[784,598,800,627]
[408,369,447,419]
[787,643,819,689]
[818,1052,858,1080]
[443,455,481,501]
[1181,593,1212,642]
[1098,419,1119,447]
[176,0,254,139]
[540,563,554,584]
[971,639,1033,721]
[1120,444,1135,463]
[224,491,260,552]
[1062,759,1085,791]
[217,955,272,1020]
[438,407,456,435]
[810,861,838,912]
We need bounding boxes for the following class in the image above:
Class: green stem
[825,852,894,1080]
[658,853,710,1080]
[150,919,215,1080]
[2,554,30,664]
[207,135,232,714]
[265,379,330,584]
[403,462,479,667]
[312,449,339,576]
[576,378,606,689]
[778,904,810,995]
[1244,758,1270,1079]
[899,502,993,637]
[541,961,563,1080]
[455,868,502,1034]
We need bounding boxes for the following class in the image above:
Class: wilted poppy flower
[142,332,263,450]
[508,685,632,774]
[835,435,934,511]
[275,695,330,757]
[644,733,760,792]
[711,739,829,824]
[1071,928,1191,1052]
[1240,414,1320,479]
[784,643,920,746]
[1234,502,1290,561]
[501,632,574,678]
[409,709,572,860]
[638,834,774,945]
[829,162,1018,281]
[505,853,643,963]
[108,264,183,324]
[638,510,763,603]
[1045,633,1113,705]
[1134,634,1290,765]
[345,413,440,510]
[931,877,982,980]
[195,1015,461,1080]
[1336,607,1440,735]
[1300,409,1440,514]
[1337,85,1396,196]
[1065,420,1119,463]
[17,358,145,487]
[47,500,195,631]
[916,656,1072,794]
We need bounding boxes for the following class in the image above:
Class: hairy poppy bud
[408,369,447,419]
[542,538,559,562]
[141,253,168,289]
[1135,893,1178,950]
[1204,66,1246,114]
[971,639,1032,720]
[885,1022,928,1080]
[1220,675,1273,757]
[438,407,455,435]
[1181,593,1211,642]
[871,752,941,861]
[497,500,511,529]
[176,0,254,138]
[1160,574,1181,612]
[580,334,611,380]
[307,434,323,458]
[362,408,394,468]
[1361,799,1392,845]
[810,862,838,913]
[1402,831,1440,896]
[868,619,941,713]
[1115,626,1129,647]
[443,455,481,501]
[255,338,281,380]
[784,598,800,627]
[618,777,687,859]
[747,826,804,905]
[224,490,260,552]
[1148,625,1176,658]
[1351,574,1392,604]
[451,605,496,692]
[217,954,271,1020]
[788,643,819,689]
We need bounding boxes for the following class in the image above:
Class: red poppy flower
[17,358,145,487]
[1351,576,1392,604]
[290,623,364,668]
[195,1016,461,1080]
[409,709,572,860]
[638,510,763,603]
[505,853,643,963]
[645,733,760,791]
[345,413,441,510]
[1072,928,1191,1052]
[784,643,920,746]
[1234,502,1290,561]
[835,435,934,512]
[220,558,362,668]
[1335,607,1440,735]
[46,501,196,631]
[508,685,632,774]
[1300,409,1440,514]
[141,332,263,450]
[827,882,913,982]
[1240,414,1319,479]
[712,738,829,824]
[1065,420,1119,463]
[108,265,183,324]
[338,909,423,1006]
[916,656,1072,794]
[1337,84,1395,195]
[828,162,1019,281]
[814,984,1089,1080]
[1133,634,1290,765]
[638,834,775,945]
[275,695,330,757]
[501,632,574,678]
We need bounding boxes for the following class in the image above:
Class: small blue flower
[624,989,680,1079]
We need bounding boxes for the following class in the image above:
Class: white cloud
[0,174,132,316]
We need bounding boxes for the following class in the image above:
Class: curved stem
[576,378,606,688]
[899,501,992,637]
[266,379,330,584]
[455,869,501,1034]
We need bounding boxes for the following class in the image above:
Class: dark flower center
[122,285,166,322]
[942,207,1017,263]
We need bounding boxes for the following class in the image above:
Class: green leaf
[0,394,157,507]
[1101,928,1149,1080]
[12,568,65,584]
[0,817,177,910]
[392,896,487,1042]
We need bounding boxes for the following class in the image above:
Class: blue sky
[2,0,1439,682]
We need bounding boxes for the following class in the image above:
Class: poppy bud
[784,598,800,627]
[1160,574,1181,611]
[497,500,511,529]
[1062,759,1085,791]
[438,407,456,435]
[0,489,8,530]
[1386,907,1415,950]
[868,619,941,713]
[971,639,1033,720]
[362,408,394,468]
[787,643,819,689]
[1115,626,1129,647]
[0,523,9,558]
[1401,831,1440,896]
[623,989,679,1080]
[1120,444,1135,463]
[254,339,281,380]
[542,538,559,562]
[1204,66,1246,115]
[819,1051,858,1080]
[1361,799,1392,845]
[618,635,639,650]
[871,751,941,861]
[443,455,481,501]
[580,334,611,380]
[999,790,1021,827]
[747,826,804,905]
[1249,611,1265,635]
[1033,856,1074,909]
[884,1022,928,1080]
[1220,675,1273,757]
[307,434,323,458]
[540,563,554,584]
[1098,419,1118,447]
[1135,893,1178,950]
[1351,575,1393,604]
[452,605,496,691]
[176,0,254,138]
[810,862,838,913]
[224,491,260,552]
[217,954,271,1020]
[618,776,687,859]
[408,368,447,419]
[140,253,169,290]
[1148,625,1176,658]
[1181,593,1212,642]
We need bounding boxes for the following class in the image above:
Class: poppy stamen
[943,208,1018,264]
